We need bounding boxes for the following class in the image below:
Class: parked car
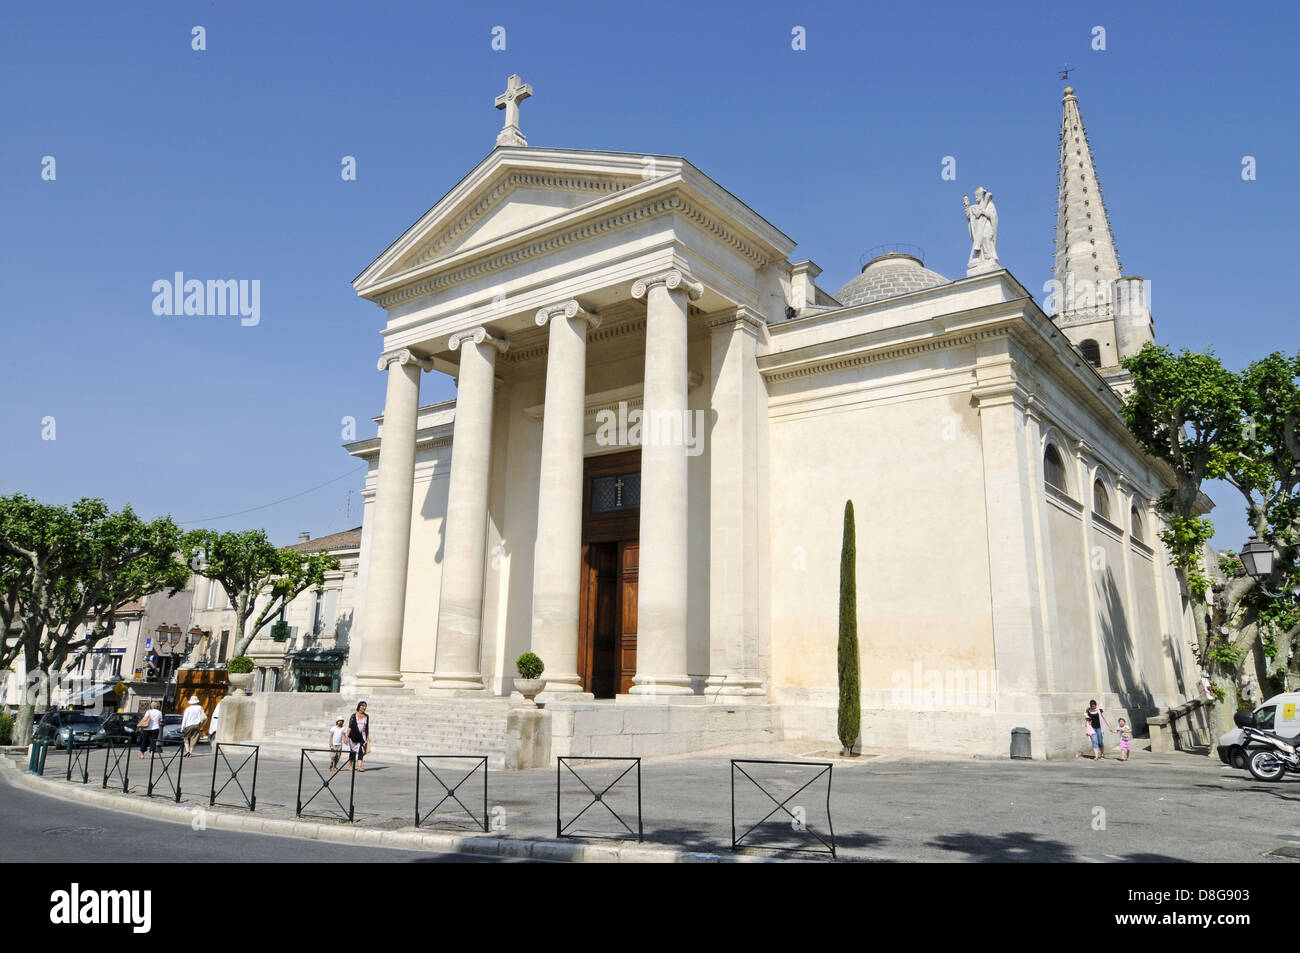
[1217,692,1300,770]
[32,710,107,748]
[98,711,140,745]
[160,714,185,745]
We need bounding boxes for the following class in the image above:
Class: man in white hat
[181,695,207,756]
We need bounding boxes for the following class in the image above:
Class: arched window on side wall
[1080,339,1102,367]
[1093,479,1111,521]
[1044,445,1069,495]
[1131,506,1144,542]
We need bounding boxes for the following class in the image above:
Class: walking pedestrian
[1117,718,1132,762]
[1085,699,1113,761]
[347,701,370,771]
[207,700,222,746]
[137,702,162,759]
[329,718,347,771]
[181,695,206,756]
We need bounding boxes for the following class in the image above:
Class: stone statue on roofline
[963,186,1000,276]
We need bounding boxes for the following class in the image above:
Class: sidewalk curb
[0,755,749,863]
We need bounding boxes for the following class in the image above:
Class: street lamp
[1240,535,1274,581]
[1240,535,1298,600]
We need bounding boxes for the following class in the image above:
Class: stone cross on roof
[495,74,532,147]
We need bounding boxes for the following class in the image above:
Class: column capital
[377,348,434,373]
[707,306,766,337]
[448,326,509,354]
[535,299,601,330]
[631,269,703,302]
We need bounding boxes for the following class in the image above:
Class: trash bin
[1010,727,1031,760]
[28,741,49,775]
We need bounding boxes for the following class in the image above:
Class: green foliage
[1122,343,1300,696]
[837,500,860,753]
[1218,550,1244,579]
[184,528,339,658]
[1158,514,1214,598]
[0,493,189,676]
[516,652,544,679]
[1207,638,1245,670]
[0,711,12,746]
[1122,344,1247,490]
[227,655,254,674]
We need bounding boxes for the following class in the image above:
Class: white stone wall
[766,344,997,712]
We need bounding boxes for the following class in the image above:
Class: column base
[355,671,405,689]
[535,691,595,705]
[704,676,767,699]
[535,673,587,703]
[629,675,694,697]
[427,673,485,692]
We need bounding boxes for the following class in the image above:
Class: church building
[338,80,1201,760]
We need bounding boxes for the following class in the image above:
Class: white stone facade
[335,87,1203,759]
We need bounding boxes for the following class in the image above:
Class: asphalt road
[9,739,1300,863]
[0,768,527,863]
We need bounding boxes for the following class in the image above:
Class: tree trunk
[13,639,42,746]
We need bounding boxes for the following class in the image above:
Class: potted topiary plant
[227,655,255,695]
[514,652,546,706]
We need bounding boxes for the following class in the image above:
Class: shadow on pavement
[1117,852,1191,863]
[927,831,1074,862]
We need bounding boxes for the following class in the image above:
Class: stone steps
[264,695,517,767]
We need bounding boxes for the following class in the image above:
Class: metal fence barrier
[65,737,91,784]
[210,743,260,811]
[28,742,50,775]
[147,743,185,801]
[296,747,356,822]
[101,741,131,792]
[731,759,835,858]
[416,755,488,831]
[556,756,642,841]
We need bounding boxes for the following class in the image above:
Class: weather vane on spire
[1059,63,1075,83]
[495,74,532,147]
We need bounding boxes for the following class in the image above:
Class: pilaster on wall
[1073,439,1108,697]
[706,308,767,697]
[971,339,1049,699]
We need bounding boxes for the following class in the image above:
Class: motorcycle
[1235,710,1300,782]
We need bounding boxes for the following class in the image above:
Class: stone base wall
[549,701,781,759]
[776,687,1200,760]
[223,691,349,744]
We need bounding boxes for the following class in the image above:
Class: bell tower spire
[1055,85,1122,297]
[1052,85,1153,379]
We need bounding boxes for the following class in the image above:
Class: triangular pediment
[355,150,655,296]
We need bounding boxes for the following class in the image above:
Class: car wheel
[1248,748,1287,782]
[1230,747,1249,771]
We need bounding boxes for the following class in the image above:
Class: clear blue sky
[2,0,1295,549]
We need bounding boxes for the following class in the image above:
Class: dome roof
[834,252,949,306]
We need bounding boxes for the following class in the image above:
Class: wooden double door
[577,450,640,698]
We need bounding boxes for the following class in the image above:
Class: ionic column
[706,308,766,697]
[356,347,432,688]
[430,326,508,691]
[530,300,600,696]
[629,269,702,695]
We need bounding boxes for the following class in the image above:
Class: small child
[1117,718,1132,762]
[328,718,347,771]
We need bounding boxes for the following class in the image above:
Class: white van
[1218,692,1300,770]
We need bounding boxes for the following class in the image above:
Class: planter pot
[514,678,546,707]
[227,672,254,695]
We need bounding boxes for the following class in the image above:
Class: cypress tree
[837,500,860,756]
